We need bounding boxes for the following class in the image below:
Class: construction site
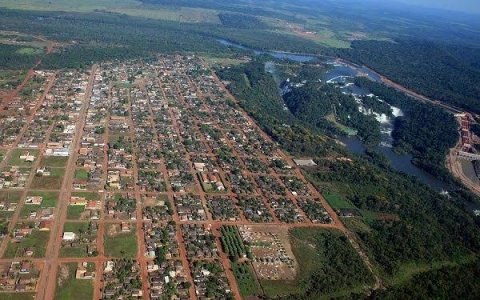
[447,112,480,211]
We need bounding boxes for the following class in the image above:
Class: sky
[397,0,480,14]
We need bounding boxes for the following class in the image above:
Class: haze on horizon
[395,0,480,14]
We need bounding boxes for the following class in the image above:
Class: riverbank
[217,38,480,199]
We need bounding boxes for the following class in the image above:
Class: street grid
[0,55,354,300]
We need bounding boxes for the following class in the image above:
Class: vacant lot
[31,168,65,189]
[42,156,69,168]
[4,229,49,258]
[55,263,94,300]
[74,168,89,180]
[104,224,137,258]
[1,293,35,300]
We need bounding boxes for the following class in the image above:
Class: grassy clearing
[3,230,49,258]
[1,293,35,300]
[55,263,94,300]
[386,255,478,287]
[0,191,22,202]
[42,156,69,168]
[7,149,39,166]
[71,192,99,200]
[232,262,262,298]
[203,56,249,67]
[63,222,90,233]
[111,6,220,23]
[27,191,59,207]
[67,205,85,220]
[323,192,356,210]
[325,114,358,135]
[31,168,65,189]
[15,47,43,56]
[104,226,137,258]
[0,0,140,12]
[0,0,220,24]
[74,168,89,180]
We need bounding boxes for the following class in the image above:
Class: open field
[66,205,84,220]
[323,192,356,210]
[74,168,89,180]
[15,47,43,56]
[42,156,69,168]
[55,263,94,300]
[7,149,39,167]
[0,0,220,23]
[0,293,35,300]
[0,0,141,12]
[4,230,49,258]
[111,6,220,23]
[30,168,65,189]
[104,225,137,258]
[0,190,22,202]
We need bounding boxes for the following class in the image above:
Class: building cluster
[0,55,335,299]
[0,260,39,293]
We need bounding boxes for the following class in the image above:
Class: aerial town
[0,56,335,299]
[0,55,337,299]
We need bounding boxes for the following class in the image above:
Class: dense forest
[217,59,339,157]
[217,59,480,297]
[372,259,480,299]
[337,39,480,113]
[274,228,374,299]
[0,44,43,69]
[283,81,382,145]
[354,77,458,181]
[0,9,322,70]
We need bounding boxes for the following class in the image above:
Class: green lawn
[15,47,43,56]
[63,222,90,233]
[0,191,23,202]
[26,191,59,207]
[3,230,49,258]
[71,192,99,200]
[74,169,89,180]
[55,263,94,300]
[43,156,69,168]
[323,192,356,210]
[0,293,35,300]
[67,205,85,220]
[232,262,262,298]
[7,149,39,166]
[104,226,137,258]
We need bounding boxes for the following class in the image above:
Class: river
[218,38,452,192]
